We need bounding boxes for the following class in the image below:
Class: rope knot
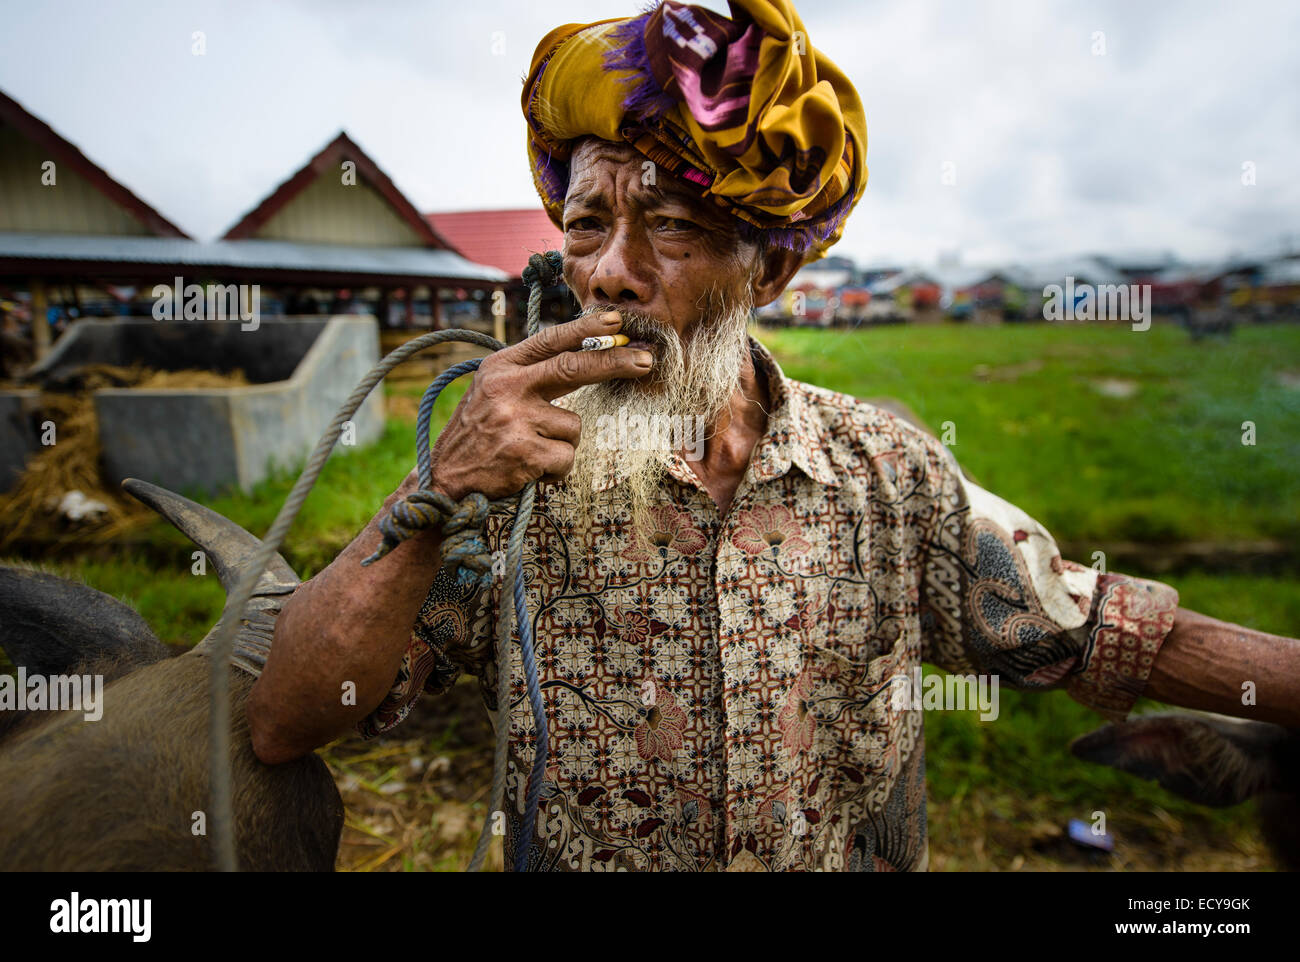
[522,250,563,291]
[363,490,494,591]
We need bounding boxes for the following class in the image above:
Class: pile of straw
[0,364,248,551]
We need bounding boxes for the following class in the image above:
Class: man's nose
[590,226,651,305]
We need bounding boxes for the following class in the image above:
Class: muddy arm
[247,467,447,764]
[1144,607,1300,727]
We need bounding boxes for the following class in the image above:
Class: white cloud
[0,0,1295,264]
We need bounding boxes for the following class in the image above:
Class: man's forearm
[247,469,445,763]
[1144,607,1300,727]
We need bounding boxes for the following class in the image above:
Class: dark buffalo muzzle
[1072,711,1299,870]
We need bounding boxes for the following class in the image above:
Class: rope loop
[362,489,494,591]
[522,250,563,292]
[330,253,558,871]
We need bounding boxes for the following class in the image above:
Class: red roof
[426,209,563,282]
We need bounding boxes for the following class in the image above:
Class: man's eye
[566,217,600,231]
[661,218,697,231]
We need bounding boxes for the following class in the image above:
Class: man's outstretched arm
[916,434,1300,726]
[1145,608,1300,727]
[247,467,446,765]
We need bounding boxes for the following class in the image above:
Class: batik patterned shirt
[358,337,1179,872]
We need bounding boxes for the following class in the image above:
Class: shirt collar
[745,336,841,488]
[582,334,841,494]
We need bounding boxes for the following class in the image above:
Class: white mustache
[558,288,755,537]
[576,306,676,349]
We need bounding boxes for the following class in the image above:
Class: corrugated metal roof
[1004,257,1128,290]
[0,232,508,282]
[868,270,939,295]
[927,266,1009,292]
[426,209,562,279]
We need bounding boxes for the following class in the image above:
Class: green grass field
[5,319,1298,869]
[762,320,1300,545]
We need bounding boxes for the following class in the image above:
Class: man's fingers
[507,310,623,366]
[537,405,582,446]
[534,438,577,485]
[530,345,654,401]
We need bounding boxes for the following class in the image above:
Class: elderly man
[248,0,1300,871]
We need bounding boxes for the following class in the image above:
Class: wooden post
[492,285,506,344]
[31,278,50,360]
[430,285,443,330]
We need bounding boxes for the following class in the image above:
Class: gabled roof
[224,132,453,248]
[928,266,1012,293]
[869,269,940,294]
[425,208,563,280]
[0,88,189,238]
[0,231,508,285]
[1004,257,1128,291]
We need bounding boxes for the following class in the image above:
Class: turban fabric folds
[522,0,868,262]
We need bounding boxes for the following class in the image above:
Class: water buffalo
[0,479,343,871]
[1072,712,1299,870]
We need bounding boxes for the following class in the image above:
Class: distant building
[1235,256,1300,317]
[866,270,941,323]
[0,88,188,357]
[0,88,506,359]
[1145,264,1223,313]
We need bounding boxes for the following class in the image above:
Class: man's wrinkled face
[556,137,762,528]
[561,137,759,347]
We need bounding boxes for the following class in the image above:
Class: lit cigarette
[580,334,630,352]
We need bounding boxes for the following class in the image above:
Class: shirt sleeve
[354,550,500,740]
[917,438,1179,722]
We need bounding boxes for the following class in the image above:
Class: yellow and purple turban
[522,0,868,262]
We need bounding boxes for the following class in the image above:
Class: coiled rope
[206,251,563,872]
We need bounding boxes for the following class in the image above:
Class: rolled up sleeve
[918,440,1178,722]
[355,564,498,739]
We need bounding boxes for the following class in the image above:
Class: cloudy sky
[2,0,1297,268]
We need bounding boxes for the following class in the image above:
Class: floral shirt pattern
[359,337,1179,872]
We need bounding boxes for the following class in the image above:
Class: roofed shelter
[219,132,506,332]
[0,89,507,358]
[0,88,188,358]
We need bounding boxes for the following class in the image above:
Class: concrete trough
[3,315,385,496]
[0,388,41,491]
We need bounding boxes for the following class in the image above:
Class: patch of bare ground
[322,678,1278,872]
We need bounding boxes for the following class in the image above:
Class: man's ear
[751,246,805,308]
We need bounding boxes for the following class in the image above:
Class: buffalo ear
[1070,712,1286,807]
[0,567,169,676]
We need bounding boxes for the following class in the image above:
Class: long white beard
[557,285,755,535]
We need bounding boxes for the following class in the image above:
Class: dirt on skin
[323,678,1280,872]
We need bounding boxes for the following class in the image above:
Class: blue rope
[411,361,549,872]
[415,359,483,490]
[408,252,562,871]
[510,485,546,871]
